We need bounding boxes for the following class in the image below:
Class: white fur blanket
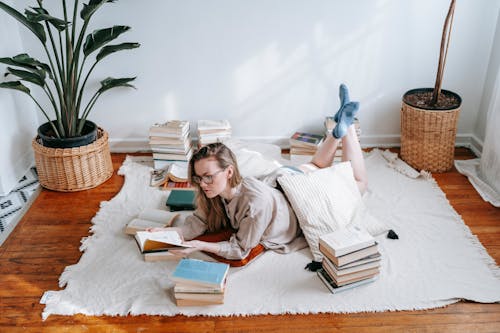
[40,148,500,319]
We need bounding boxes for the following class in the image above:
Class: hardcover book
[322,256,381,276]
[166,190,196,211]
[317,268,377,294]
[322,263,379,286]
[319,225,376,257]
[319,242,379,267]
[171,258,229,289]
[290,132,324,147]
[149,120,189,135]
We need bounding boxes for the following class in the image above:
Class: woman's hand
[169,240,220,256]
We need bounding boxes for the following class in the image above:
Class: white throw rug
[40,149,500,319]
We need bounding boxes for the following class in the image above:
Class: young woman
[156,84,367,260]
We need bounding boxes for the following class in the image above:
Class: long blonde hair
[189,143,242,232]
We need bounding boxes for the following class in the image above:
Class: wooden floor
[1,148,499,332]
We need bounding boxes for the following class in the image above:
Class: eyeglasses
[192,168,226,185]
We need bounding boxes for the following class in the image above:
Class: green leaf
[0,1,46,43]
[83,25,131,56]
[98,76,136,94]
[96,42,140,62]
[0,54,52,78]
[25,7,69,31]
[81,0,115,21]
[0,81,31,94]
[7,67,46,86]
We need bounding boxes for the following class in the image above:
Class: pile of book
[317,225,381,293]
[324,116,361,163]
[171,258,229,306]
[196,120,231,147]
[149,120,193,169]
[289,131,325,163]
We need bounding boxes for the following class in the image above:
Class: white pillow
[277,162,387,262]
[232,148,282,179]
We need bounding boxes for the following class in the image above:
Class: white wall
[0,2,39,196]
[9,0,500,153]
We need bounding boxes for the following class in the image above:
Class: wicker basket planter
[400,88,461,173]
[32,128,113,192]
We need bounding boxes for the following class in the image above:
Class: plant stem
[62,0,75,136]
[58,31,65,81]
[43,85,58,118]
[78,91,100,133]
[42,43,65,136]
[71,0,78,47]
[75,57,97,120]
[431,0,456,106]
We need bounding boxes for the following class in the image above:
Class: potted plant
[400,0,462,173]
[0,0,139,191]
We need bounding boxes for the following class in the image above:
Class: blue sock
[332,101,359,139]
[334,83,350,123]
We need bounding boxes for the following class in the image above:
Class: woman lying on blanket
[150,84,367,260]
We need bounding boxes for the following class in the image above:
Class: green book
[166,190,196,211]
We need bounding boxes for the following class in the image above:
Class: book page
[136,230,192,247]
[150,168,169,187]
[168,163,188,181]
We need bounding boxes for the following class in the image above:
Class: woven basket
[32,128,113,192]
[400,101,460,173]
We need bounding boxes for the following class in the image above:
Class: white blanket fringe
[380,149,432,180]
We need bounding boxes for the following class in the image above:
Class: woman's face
[193,157,231,199]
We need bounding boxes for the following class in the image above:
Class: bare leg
[309,134,340,168]
[300,125,367,194]
[341,124,368,193]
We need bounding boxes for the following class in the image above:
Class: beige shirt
[180,177,307,259]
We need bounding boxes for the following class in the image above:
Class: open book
[135,230,192,253]
[150,162,190,187]
[124,209,180,235]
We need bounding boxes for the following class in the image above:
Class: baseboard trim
[469,134,484,158]
[108,134,484,154]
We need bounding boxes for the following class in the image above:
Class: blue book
[171,258,229,289]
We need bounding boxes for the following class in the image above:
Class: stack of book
[289,131,325,163]
[171,258,229,306]
[317,225,381,293]
[196,120,232,147]
[149,120,193,169]
[324,116,361,162]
